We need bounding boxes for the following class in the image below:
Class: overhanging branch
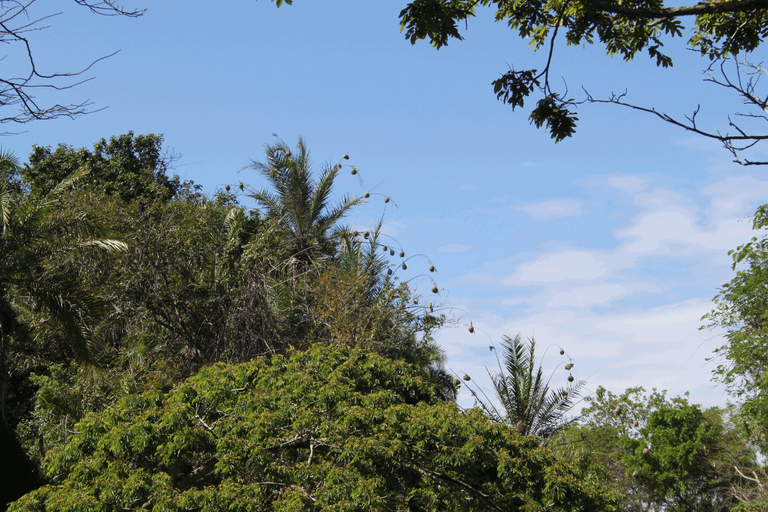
[584,0,768,19]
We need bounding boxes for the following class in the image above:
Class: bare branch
[73,1,144,17]
[585,54,768,165]
[0,1,143,129]
[584,0,768,20]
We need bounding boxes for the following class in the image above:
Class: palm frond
[76,239,129,252]
[48,165,91,201]
[0,147,21,172]
[223,207,243,236]
[245,138,364,267]
[472,333,586,439]
[0,181,9,234]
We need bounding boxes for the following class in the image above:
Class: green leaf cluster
[703,203,768,449]
[573,386,758,511]
[10,344,620,511]
[1,134,462,507]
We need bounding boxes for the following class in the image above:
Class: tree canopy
[574,386,757,511]
[6,130,768,510]
[9,344,621,512]
[1,134,465,508]
[703,204,768,449]
[23,132,185,202]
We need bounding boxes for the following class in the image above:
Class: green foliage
[528,94,578,143]
[245,137,363,269]
[265,0,766,145]
[9,344,620,511]
[309,225,455,400]
[703,203,768,448]
[0,134,615,509]
[3,135,465,509]
[0,162,126,429]
[464,334,584,440]
[621,403,725,511]
[580,385,677,433]
[23,132,192,203]
[574,386,756,511]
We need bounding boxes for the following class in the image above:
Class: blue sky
[8,1,768,410]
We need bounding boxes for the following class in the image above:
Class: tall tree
[575,386,754,511]
[703,203,768,449]
[23,132,184,202]
[8,344,621,512]
[245,138,364,270]
[0,160,127,507]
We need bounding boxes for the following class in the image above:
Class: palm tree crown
[245,138,363,268]
[475,333,584,440]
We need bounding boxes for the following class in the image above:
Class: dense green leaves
[1,134,482,509]
[10,344,620,512]
[245,137,363,269]
[574,386,756,511]
[0,161,126,426]
[23,132,189,202]
[703,203,768,448]
[621,403,725,511]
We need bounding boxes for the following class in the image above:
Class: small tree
[465,333,585,440]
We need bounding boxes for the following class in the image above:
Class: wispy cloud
[518,198,584,220]
[606,176,647,194]
[546,284,630,307]
[438,243,473,254]
[502,250,615,284]
[440,174,768,408]
[441,298,722,409]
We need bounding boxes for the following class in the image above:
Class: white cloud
[616,192,755,257]
[606,176,647,194]
[547,284,630,307]
[444,175,768,409]
[441,299,725,409]
[617,210,700,254]
[703,176,768,221]
[438,243,473,254]
[457,183,477,191]
[380,220,409,237]
[502,250,613,284]
[518,198,583,220]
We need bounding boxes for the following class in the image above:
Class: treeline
[1,133,767,511]
[1,133,453,508]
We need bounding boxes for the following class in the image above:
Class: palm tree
[245,138,363,270]
[468,333,584,441]
[0,158,126,432]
